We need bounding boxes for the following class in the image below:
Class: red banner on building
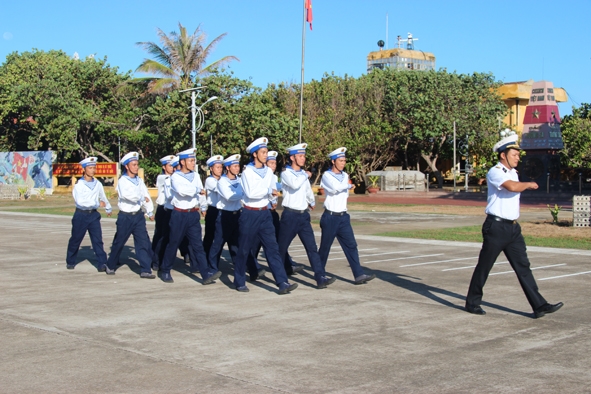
[53,163,118,177]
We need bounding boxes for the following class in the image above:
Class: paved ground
[1,209,590,393]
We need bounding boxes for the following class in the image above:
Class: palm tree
[135,22,239,94]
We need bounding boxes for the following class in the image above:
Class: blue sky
[1,0,589,115]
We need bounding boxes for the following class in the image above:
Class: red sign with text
[53,163,117,177]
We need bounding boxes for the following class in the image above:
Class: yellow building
[367,47,436,72]
[497,80,567,133]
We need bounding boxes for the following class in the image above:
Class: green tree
[0,49,138,161]
[135,23,239,94]
[560,103,591,169]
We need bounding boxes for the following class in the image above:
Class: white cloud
[3,32,13,40]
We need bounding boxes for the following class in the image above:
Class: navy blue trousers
[208,210,259,277]
[203,206,218,259]
[151,205,170,264]
[160,210,214,279]
[106,212,153,273]
[278,209,326,281]
[318,211,365,278]
[466,216,547,311]
[234,209,288,288]
[66,209,107,267]
[253,210,293,271]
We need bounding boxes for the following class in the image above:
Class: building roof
[498,80,567,102]
[367,48,436,62]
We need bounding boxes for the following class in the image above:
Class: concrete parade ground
[1,206,590,393]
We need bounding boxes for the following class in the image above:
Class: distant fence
[0,184,22,200]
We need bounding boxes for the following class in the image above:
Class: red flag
[305,0,313,30]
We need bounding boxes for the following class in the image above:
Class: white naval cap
[223,154,241,166]
[121,152,139,165]
[177,148,196,160]
[80,157,97,168]
[206,155,224,167]
[169,156,180,167]
[160,155,175,165]
[267,151,278,160]
[493,129,521,153]
[287,143,307,155]
[328,147,347,160]
[246,137,268,154]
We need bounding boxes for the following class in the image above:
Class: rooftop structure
[367,33,436,73]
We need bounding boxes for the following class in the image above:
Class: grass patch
[377,225,591,250]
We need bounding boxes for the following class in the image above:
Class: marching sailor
[158,148,221,284]
[278,143,335,288]
[202,154,224,267]
[233,137,298,294]
[66,157,112,271]
[105,152,156,279]
[318,147,375,285]
[151,154,175,270]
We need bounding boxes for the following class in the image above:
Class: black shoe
[354,274,376,285]
[291,264,305,274]
[151,262,159,271]
[236,285,249,292]
[534,302,563,318]
[465,305,486,315]
[66,264,75,270]
[250,268,267,282]
[160,272,174,283]
[278,282,298,295]
[140,272,156,279]
[105,266,116,275]
[203,270,221,285]
[97,264,106,272]
[317,276,336,289]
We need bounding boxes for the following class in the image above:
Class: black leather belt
[223,209,240,215]
[487,214,516,224]
[283,206,308,214]
[119,210,142,216]
[325,209,346,216]
[76,208,97,214]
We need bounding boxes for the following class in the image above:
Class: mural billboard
[0,151,53,189]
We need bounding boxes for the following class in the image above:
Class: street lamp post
[180,87,217,150]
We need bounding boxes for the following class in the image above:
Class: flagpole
[299,0,306,144]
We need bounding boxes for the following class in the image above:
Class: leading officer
[465,130,563,318]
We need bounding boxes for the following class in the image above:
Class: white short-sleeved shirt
[484,162,520,220]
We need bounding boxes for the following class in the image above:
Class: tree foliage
[135,23,238,94]
[0,49,139,161]
[560,103,591,169]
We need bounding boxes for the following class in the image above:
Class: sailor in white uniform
[233,137,298,294]
[159,148,221,284]
[318,147,375,285]
[202,154,224,268]
[465,130,563,318]
[105,152,156,278]
[151,154,175,270]
[251,151,301,275]
[66,157,112,271]
[277,143,335,288]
